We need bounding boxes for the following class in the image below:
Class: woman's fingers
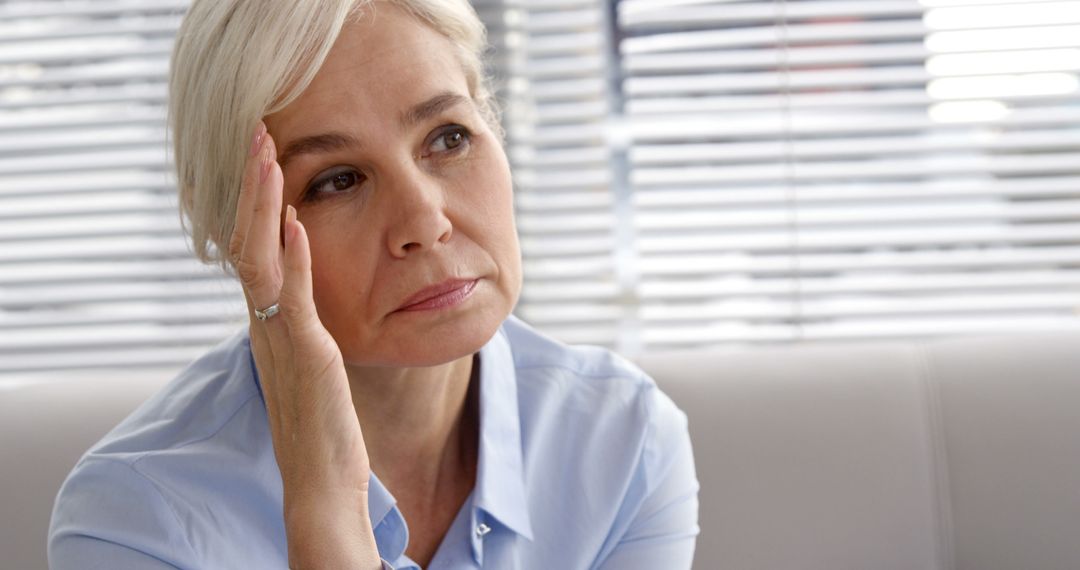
[244,135,286,290]
[279,205,322,340]
[232,123,285,309]
[230,122,267,268]
[227,122,293,389]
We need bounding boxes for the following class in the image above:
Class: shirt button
[475,523,491,539]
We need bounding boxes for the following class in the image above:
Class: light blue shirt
[49,316,699,569]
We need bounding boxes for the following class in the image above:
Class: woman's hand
[230,122,382,570]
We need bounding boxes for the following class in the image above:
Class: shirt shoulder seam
[80,455,200,560]
[126,390,262,465]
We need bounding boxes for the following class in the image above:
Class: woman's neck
[345,354,479,499]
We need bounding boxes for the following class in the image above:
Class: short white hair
[169,0,499,270]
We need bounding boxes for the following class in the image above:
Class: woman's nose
[385,169,453,258]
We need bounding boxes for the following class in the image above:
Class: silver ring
[254,302,280,321]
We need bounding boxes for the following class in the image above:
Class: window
[0,0,245,374]
[510,0,1080,352]
[2,0,1079,374]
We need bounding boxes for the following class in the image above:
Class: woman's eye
[428,126,471,154]
[305,168,363,201]
[329,171,357,190]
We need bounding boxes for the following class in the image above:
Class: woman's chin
[338,294,511,368]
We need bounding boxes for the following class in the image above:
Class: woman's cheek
[306,226,356,317]
[467,148,514,213]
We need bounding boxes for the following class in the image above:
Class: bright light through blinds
[925,2,1080,122]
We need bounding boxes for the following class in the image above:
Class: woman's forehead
[269,4,470,132]
[326,7,455,82]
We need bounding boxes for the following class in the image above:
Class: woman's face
[264,3,521,368]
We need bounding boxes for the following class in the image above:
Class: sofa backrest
[0,371,173,570]
[638,332,1080,570]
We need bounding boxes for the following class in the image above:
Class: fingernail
[284,205,297,246]
[259,141,273,184]
[250,122,266,157]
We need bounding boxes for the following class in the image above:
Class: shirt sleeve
[49,457,198,569]
[593,385,701,570]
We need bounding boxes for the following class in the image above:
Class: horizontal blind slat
[638,223,1080,253]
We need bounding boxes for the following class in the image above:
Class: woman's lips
[396,279,479,312]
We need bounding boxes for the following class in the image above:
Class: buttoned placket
[475,522,491,539]
[469,510,491,566]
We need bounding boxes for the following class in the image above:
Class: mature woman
[48,1,698,568]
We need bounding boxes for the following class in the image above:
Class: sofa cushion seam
[913,342,957,570]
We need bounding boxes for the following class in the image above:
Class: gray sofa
[3,332,1079,569]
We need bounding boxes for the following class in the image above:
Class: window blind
[4,0,1080,374]
[497,0,627,346]
[0,0,244,374]
[616,0,1080,349]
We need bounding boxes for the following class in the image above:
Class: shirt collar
[365,325,534,566]
[473,324,534,541]
[367,471,409,563]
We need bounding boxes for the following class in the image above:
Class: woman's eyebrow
[278,132,359,170]
[277,92,469,169]
[400,91,471,129]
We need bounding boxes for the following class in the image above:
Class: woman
[48,1,699,568]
